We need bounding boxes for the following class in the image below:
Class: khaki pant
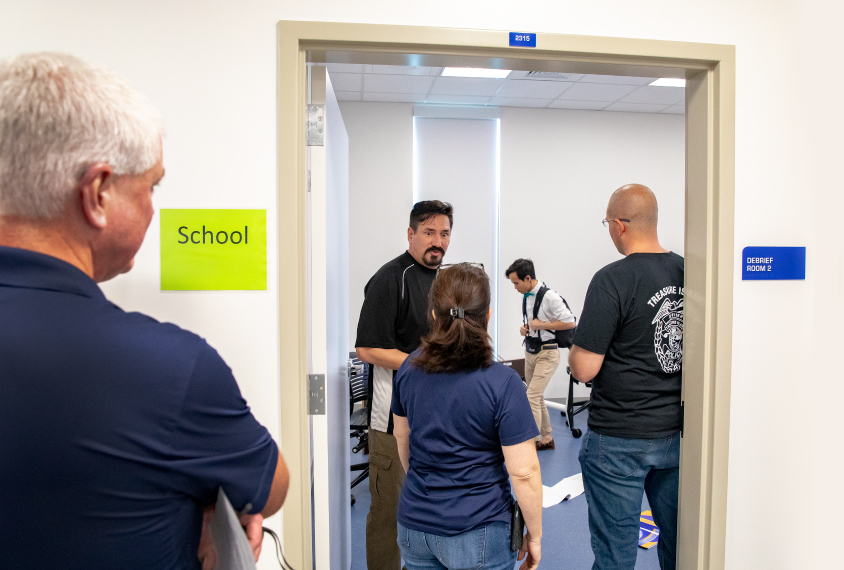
[525,348,560,440]
[366,428,405,570]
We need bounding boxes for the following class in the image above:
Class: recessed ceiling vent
[524,71,577,80]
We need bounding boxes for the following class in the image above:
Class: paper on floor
[542,472,584,508]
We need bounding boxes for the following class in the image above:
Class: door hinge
[308,374,325,415]
[680,401,684,438]
[307,170,311,193]
[307,104,325,146]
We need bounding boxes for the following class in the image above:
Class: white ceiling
[326,64,685,115]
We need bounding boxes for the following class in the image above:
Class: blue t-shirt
[0,247,278,569]
[391,350,538,536]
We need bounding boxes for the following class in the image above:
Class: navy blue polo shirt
[0,246,278,569]
[391,350,538,536]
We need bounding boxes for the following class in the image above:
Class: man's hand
[520,324,529,336]
[517,532,541,570]
[197,505,265,568]
[240,513,265,561]
[529,318,546,331]
[198,505,217,570]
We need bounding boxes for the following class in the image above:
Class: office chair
[349,353,370,506]
[562,365,591,438]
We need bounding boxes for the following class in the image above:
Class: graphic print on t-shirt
[651,296,684,373]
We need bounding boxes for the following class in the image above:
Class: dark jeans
[397,521,515,570]
[579,429,680,570]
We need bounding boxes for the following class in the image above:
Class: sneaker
[535,439,555,451]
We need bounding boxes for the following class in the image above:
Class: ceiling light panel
[649,78,686,87]
[441,67,512,79]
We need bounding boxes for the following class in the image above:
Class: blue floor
[350,409,660,569]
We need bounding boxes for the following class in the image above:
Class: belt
[541,343,558,351]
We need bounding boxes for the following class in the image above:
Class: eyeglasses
[601,218,631,227]
[439,262,485,271]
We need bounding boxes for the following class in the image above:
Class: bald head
[607,184,659,231]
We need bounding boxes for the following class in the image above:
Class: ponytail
[413,263,493,374]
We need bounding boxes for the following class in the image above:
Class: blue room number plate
[509,32,536,47]
[742,246,806,280]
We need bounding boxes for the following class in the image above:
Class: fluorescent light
[441,67,512,79]
[649,78,686,87]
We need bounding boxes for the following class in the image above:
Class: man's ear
[77,163,114,229]
[407,226,414,243]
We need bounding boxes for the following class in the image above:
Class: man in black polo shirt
[0,53,288,569]
[569,184,684,570]
[355,200,453,570]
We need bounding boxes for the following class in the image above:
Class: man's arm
[356,347,409,371]
[568,345,605,383]
[260,447,290,517]
[529,318,576,331]
[392,414,411,473]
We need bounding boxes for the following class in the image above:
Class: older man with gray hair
[0,53,288,569]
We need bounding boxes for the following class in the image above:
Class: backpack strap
[533,286,549,321]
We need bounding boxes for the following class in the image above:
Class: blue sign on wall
[741,246,806,280]
[509,32,536,48]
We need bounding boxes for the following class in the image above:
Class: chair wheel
[572,429,582,438]
[351,494,356,506]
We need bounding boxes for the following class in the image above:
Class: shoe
[535,439,555,451]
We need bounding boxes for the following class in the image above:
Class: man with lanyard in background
[355,200,453,570]
[506,258,576,451]
[569,184,684,570]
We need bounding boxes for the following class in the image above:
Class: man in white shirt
[506,258,576,450]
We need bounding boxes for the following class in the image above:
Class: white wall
[499,106,685,398]
[2,1,842,567]
[340,101,414,348]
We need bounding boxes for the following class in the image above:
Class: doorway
[277,21,735,570]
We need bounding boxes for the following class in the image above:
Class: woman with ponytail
[391,263,543,570]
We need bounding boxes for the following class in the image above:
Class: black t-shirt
[355,251,438,433]
[573,252,684,438]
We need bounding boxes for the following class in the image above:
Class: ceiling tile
[334,91,362,102]
[603,102,671,114]
[363,92,427,103]
[366,65,441,75]
[364,74,435,94]
[429,77,506,96]
[557,83,638,101]
[547,99,609,110]
[578,74,655,85]
[620,86,685,105]
[425,94,491,105]
[325,63,364,74]
[487,97,551,108]
[328,72,363,92]
[495,80,573,99]
[660,105,686,115]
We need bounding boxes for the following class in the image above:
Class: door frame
[277,20,735,570]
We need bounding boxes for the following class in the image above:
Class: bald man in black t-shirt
[569,184,683,570]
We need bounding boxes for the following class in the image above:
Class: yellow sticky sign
[160,209,266,291]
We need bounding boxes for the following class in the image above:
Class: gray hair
[0,52,164,218]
